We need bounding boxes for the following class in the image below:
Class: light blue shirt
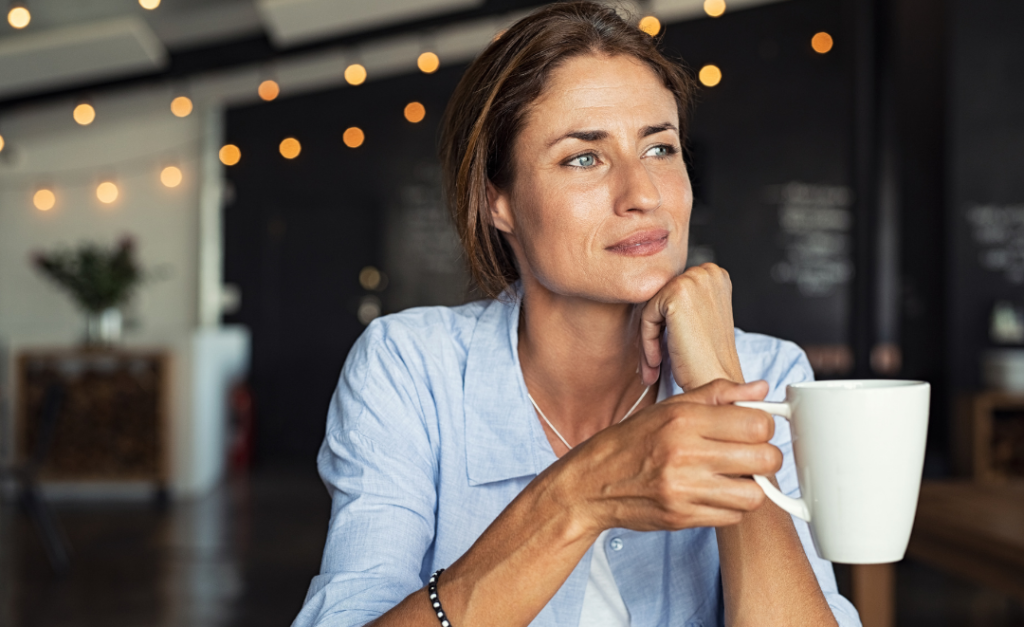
[293,293,862,627]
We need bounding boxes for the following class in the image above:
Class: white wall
[0,89,245,498]
[0,91,201,344]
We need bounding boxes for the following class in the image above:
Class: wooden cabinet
[16,348,169,486]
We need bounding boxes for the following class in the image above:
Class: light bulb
[812,32,834,54]
[161,166,182,188]
[343,127,364,148]
[34,189,55,211]
[404,102,426,123]
[170,95,193,118]
[699,64,722,87]
[638,16,661,36]
[704,0,726,17]
[0,134,5,153]
[258,79,280,101]
[417,52,440,74]
[97,181,119,204]
[139,0,160,8]
[344,64,367,86]
[279,137,301,159]
[73,103,96,126]
[219,144,241,166]
[8,6,30,29]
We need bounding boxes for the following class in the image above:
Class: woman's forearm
[716,482,838,627]
[370,462,598,627]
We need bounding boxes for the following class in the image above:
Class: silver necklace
[528,384,651,451]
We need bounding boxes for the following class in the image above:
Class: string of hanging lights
[1,9,834,212]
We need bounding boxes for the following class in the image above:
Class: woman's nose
[613,157,661,215]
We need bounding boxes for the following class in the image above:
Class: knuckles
[739,484,767,511]
[747,411,776,442]
[753,444,784,475]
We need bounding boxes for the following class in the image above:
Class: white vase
[85,307,123,345]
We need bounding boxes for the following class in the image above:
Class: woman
[294,3,860,626]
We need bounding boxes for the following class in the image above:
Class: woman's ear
[486,180,515,235]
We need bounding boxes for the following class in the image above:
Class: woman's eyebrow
[547,129,608,147]
[547,123,678,148]
[640,123,678,138]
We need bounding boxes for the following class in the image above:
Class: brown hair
[439,1,695,299]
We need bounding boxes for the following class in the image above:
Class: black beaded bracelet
[427,568,453,627]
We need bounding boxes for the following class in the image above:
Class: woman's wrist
[534,457,606,545]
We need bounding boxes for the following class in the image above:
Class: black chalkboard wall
[947,0,1024,390]
[663,0,852,349]
[223,0,871,462]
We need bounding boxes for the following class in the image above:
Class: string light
[811,32,834,54]
[161,165,182,188]
[279,137,301,159]
[344,64,367,86]
[699,64,722,87]
[404,102,426,123]
[139,0,160,8]
[343,127,364,148]
[638,16,661,36]
[96,181,119,204]
[704,0,726,17]
[417,52,440,74]
[170,95,193,118]
[7,4,30,29]
[258,79,280,101]
[33,189,55,211]
[219,144,241,166]
[73,102,96,126]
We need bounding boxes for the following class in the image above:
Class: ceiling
[0,0,787,105]
[0,0,505,102]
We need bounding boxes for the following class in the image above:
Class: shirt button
[609,537,623,551]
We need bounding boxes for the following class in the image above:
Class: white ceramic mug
[736,379,930,564]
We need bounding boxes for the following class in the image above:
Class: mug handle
[734,401,811,522]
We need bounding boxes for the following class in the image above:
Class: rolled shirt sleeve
[292,321,439,627]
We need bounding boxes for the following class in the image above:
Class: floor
[0,466,330,627]
[1,467,1023,627]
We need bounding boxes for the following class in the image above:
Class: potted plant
[31,236,143,345]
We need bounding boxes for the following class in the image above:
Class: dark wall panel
[224,66,469,462]
[947,0,1024,390]
[664,0,853,349]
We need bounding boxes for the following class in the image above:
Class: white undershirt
[578,376,670,626]
[578,530,631,626]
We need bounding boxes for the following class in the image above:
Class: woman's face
[490,53,692,304]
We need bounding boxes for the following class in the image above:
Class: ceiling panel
[257,0,485,48]
[0,17,167,99]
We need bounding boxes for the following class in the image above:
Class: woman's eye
[646,144,677,158]
[566,153,597,168]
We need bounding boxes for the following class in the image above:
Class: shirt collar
[463,284,553,486]
[462,284,679,487]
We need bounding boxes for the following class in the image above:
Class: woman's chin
[583,272,678,305]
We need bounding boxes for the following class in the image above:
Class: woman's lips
[606,229,670,256]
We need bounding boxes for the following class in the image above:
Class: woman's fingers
[639,264,743,390]
[670,378,770,407]
[691,475,769,513]
[638,291,668,386]
[702,440,784,475]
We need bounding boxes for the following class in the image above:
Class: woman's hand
[639,263,744,390]
[559,378,782,534]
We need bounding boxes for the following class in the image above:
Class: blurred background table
[907,481,1024,601]
[853,480,1024,627]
